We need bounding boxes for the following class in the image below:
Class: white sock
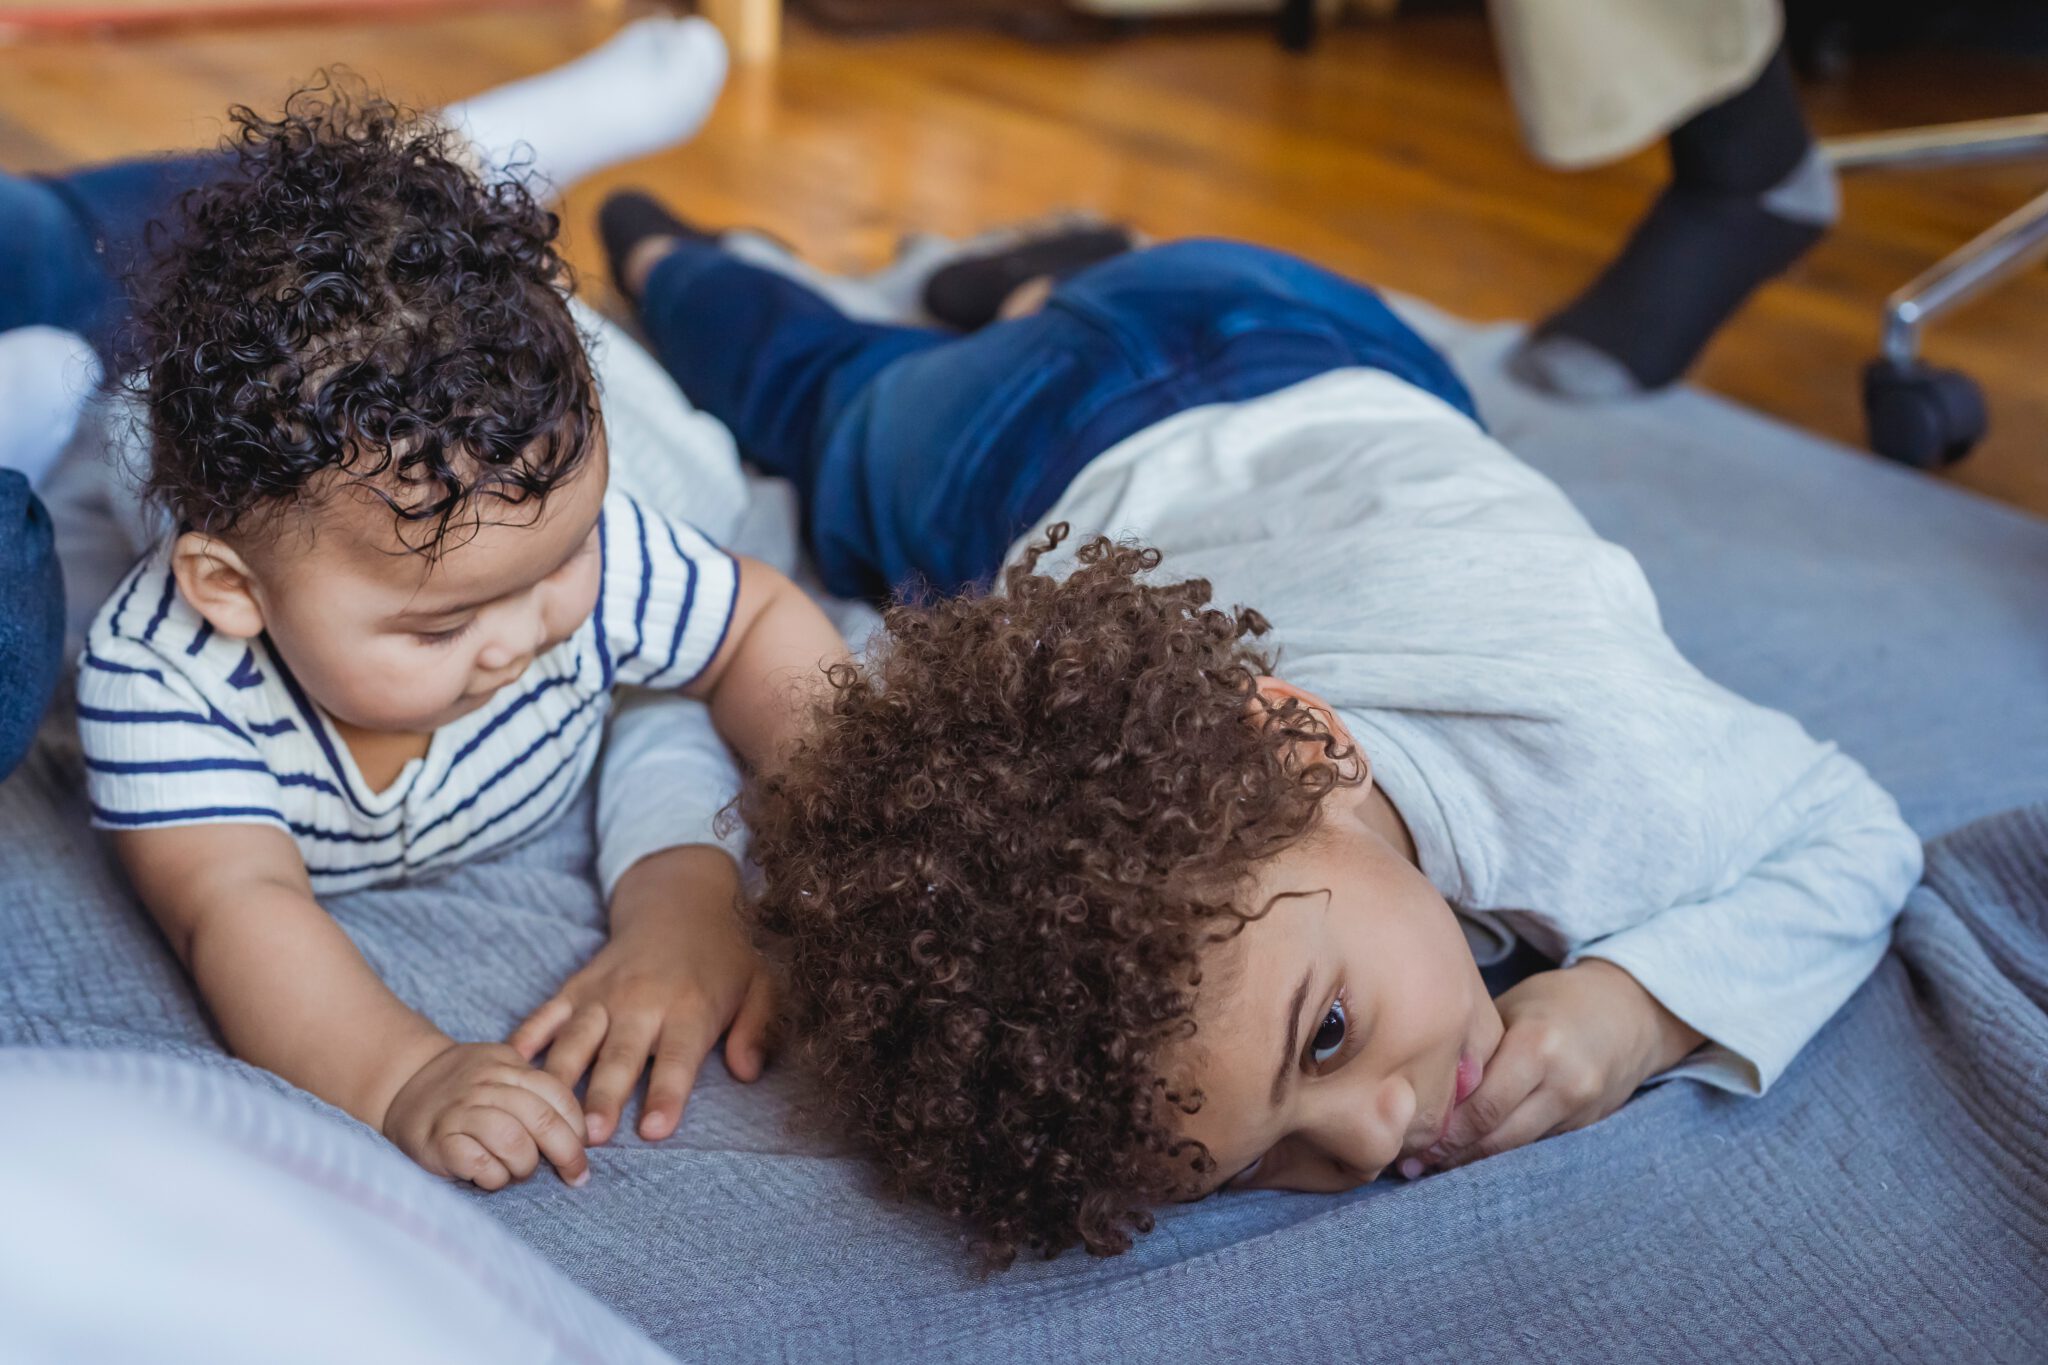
[444,16,729,194]
[0,327,103,489]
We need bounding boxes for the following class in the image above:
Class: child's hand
[1422,960,1704,1171]
[508,845,775,1145]
[381,1042,591,1190]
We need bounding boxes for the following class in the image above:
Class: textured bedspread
[4,305,2046,1360]
[2,708,2044,1361]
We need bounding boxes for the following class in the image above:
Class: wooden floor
[3,3,2045,516]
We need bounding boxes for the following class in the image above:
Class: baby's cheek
[549,568,603,645]
[344,643,465,724]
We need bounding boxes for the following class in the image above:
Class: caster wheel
[1862,358,1986,470]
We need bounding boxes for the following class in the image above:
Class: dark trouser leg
[0,473,63,780]
[0,153,222,364]
[647,237,1474,600]
[632,240,951,596]
[1512,48,1838,398]
[0,153,218,774]
[634,239,949,487]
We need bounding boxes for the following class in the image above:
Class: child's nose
[1305,1082,1412,1180]
[479,610,553,671]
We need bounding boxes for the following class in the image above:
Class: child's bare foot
[623,236,683,301]
[996,274,1057,321]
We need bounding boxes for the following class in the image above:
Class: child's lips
[1454,1050,1484,1105]
[1400,1051,1483,1181]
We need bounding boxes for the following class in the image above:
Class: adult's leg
[0,472,63,780]
[0,153,217,781]
[0,155,221,364]
[1511,47,1837,398]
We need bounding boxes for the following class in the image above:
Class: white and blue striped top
[77,488,739,895]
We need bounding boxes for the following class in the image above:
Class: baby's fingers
[437,1131,513,1192]
[481,1082,589,1188]
[509,996,576,1062]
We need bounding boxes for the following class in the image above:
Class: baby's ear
[169,531,267,640]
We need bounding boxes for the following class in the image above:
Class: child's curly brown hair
[741,527,1356,1268]
[128,75,595,552]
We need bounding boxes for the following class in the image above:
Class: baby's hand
[381,1042,590,1191]
[1421,960,1704,1172]
[508,846,775,1145]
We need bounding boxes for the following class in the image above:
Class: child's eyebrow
[1271,966,1314,1106]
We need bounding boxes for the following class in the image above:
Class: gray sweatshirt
[603,355,1924,1095]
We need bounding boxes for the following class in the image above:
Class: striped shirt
[78,488,739,895]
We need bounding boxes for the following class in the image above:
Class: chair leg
[1824,114,2048,175]
[1881,186,2048,365]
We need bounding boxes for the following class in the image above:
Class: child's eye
[1309,997,1348,1065]
[415,620,475,647]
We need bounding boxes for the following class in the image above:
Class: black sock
[921,225,1137,331]
[1669,48,1813,193]
[597,190,720,305]
[1514,49,1835,396]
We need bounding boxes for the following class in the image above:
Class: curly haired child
[599,198,1925,1265]
[76,83,841,1193]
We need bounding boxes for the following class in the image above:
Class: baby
[598,201,1927,1265]
[78,95,839,1191]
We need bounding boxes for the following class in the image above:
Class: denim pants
[635,237,1477,600]
[0,471,63,777]
[0,154,220,362]
[0,153,214,777]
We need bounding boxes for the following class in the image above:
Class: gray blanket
[4,702,2045,1361]
[5,311,2047,1360]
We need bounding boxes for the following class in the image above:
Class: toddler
[80,95,840,1192]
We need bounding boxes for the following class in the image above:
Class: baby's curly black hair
[741,528,1356,1268]
[128,75,596,548]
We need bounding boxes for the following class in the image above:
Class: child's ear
[170,532,267,640]
[1251,676,1371,786]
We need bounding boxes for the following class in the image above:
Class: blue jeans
[636,237,1477,599]
[0,154,220,363]
[0,154,212,778]
[0,472,63,777]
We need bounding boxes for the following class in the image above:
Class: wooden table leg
[701,0,779,61]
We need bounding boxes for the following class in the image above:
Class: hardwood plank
[2,8,2044,515]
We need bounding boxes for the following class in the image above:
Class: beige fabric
[1488,0,1781,168]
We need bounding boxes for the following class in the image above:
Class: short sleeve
[78,608,288,837]
[593,491,741,692]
